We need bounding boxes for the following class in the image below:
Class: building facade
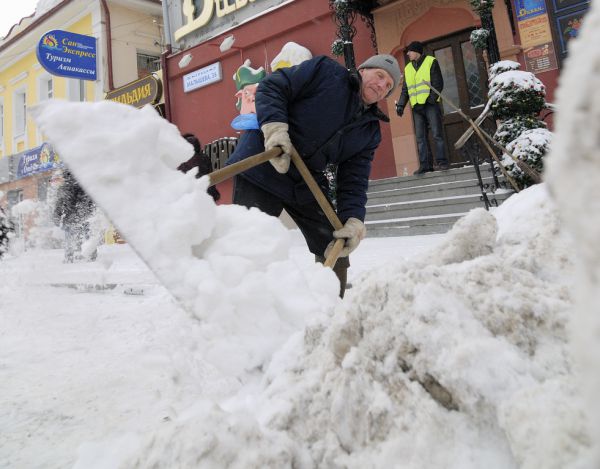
[374,0,589,173]
[161,0,589,202]
[0,0,163,243]
[161,0,394,203]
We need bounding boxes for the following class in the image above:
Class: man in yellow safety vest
[396,41,449,175]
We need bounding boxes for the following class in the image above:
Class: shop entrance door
[425,29,490,166]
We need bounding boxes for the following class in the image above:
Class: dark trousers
[233,176,350,296]
[413,103,448,169]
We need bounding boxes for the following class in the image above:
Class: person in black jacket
[177,133,221,202]
[53,170,96,263]
[226,54,401,297]
[396,41,449,175]
[0,206,13,259]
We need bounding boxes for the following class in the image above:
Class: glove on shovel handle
[324,239,345,268]
[208,148,282,187]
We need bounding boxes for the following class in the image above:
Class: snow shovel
[208,147,281,186]
[207,147,346,269]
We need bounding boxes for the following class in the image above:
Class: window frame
[136,51,161,78]
[0,99,4,152]
[38,73,54,101]
[67,78,86,102]
[12,88,27,152]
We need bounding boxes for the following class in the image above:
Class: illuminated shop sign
[175,0,275,41]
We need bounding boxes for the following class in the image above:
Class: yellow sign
[518,13,553,48]
[175,0,258,41]
[105,74,162,108]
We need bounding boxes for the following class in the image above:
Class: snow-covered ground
[0,231,444,468]
[1,183,594,468]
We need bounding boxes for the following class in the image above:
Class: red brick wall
[164,0,397,203]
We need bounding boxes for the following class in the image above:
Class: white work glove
[261,122,293,174]
[324,217,366,258]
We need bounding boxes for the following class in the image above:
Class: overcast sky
[0,0,38,39]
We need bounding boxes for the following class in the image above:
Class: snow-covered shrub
[501,128,551,188]
[489,60,520,80]
[489,70,546,120]
[470,28,490,50]
[331,39,344,57]
[494,116,547,147]
[488,64,550,189]
[469,0,495,15]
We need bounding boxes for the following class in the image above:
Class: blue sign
[36,30,97,80]
[17,143,62,179]
[514,0,547,21]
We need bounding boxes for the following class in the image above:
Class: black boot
[413,167,433,176]
[316,255,349,298]
[332,262,348,298]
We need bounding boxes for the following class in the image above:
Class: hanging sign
[36,30,97,80]
[105,74,163,108]
[16,143,62,179]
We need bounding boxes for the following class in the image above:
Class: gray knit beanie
[357,54,401,97]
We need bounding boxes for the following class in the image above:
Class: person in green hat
[231,60,266,130]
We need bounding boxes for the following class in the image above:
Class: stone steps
[365,164,512,237]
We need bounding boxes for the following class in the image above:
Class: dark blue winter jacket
[227,55,387,222]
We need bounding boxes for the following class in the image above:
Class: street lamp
[329,0,377,71]
[470,0,501,65]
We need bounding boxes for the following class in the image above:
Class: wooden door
[425,29,490,166]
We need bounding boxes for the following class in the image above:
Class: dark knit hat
[357,54,401,97]
[406,41,424,55]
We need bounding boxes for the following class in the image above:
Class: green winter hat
[233,60,266,91]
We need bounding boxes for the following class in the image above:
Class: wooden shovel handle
[207,145,347,269]
[324,239,345,268]
[290,150,346,268]
[208,148,281,186]
[290,151,343,231]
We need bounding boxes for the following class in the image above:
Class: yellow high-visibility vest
[405,55,440,107]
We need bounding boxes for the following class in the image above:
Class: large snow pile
[31,100,339,384]
[545,0,600,464]
[30,98,592,466]
[24,7,600,460]
[113,188,588,469]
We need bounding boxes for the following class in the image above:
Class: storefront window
[433,47,459,115]
[38,177,50,202]
[13,91,26,136]
[137,53,161,78]
[461,41,485,108]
